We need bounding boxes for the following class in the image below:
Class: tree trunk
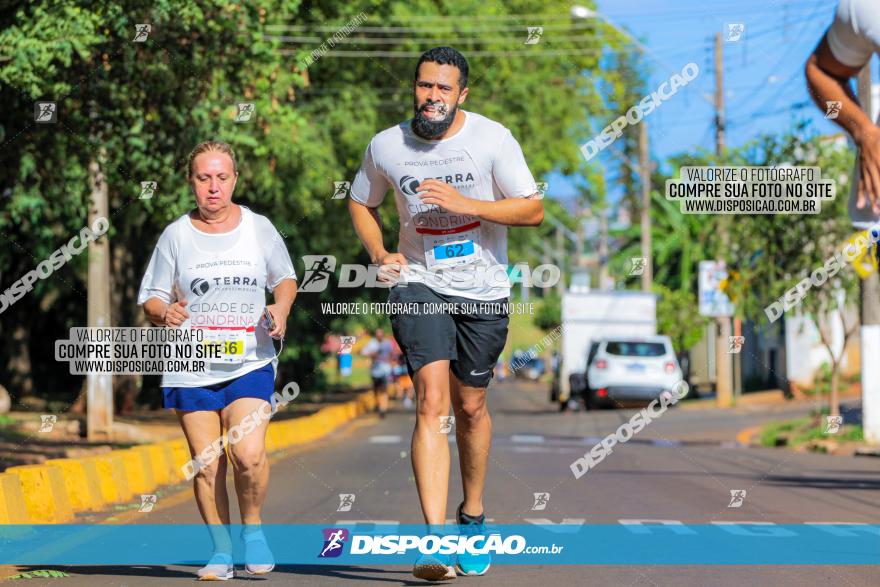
[7,325,33,399]
[829,362,841,418]
[86,152,113,440]
[68,383,86,414]
[0,384,11,414]
[111,231,143,413]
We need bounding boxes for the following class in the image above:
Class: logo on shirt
[401,172,477,216]
[191,278,210,296]
[400,175,421,196]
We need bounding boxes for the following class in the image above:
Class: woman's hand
[264,303,288,339]
[164,300,189,327]
[144,297,188,328]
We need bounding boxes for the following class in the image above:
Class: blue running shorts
[162,362,276,411]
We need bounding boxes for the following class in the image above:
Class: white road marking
[511,434,546,444]
[369,435,403,444]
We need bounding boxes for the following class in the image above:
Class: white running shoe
[243,528,275,575]
[197,552,234,581]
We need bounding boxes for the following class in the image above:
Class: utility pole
[87,151,113,440]
[714,33,726,155]
[858,65,880,443]
[714,32,734,408]
[556,226,566,296]
[598,210,610,289]
[639,122,653,291]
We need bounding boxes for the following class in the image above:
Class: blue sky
[551,0,875,204]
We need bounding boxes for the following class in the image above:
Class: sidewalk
[679,382,861,411]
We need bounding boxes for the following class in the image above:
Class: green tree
[0,1,628,409]
[654,283,708,357]
[533,293,561,331]
[723,130,857,416]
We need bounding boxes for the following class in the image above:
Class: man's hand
[264,303,288,339]
[417,179,476,215]
[164,299,189,328]
[855,124,880,214]
[376,252,409,284]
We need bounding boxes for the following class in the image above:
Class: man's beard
[411,99,458,139]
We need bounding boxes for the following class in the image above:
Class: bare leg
[374,381,389,415]
[450,373,491,517]
[221,397,272,526]
[411,360,452,526]
[176,409,231,553]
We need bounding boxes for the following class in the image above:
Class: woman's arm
[265,278,297,339]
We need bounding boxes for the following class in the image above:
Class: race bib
[423,223,482,269]
[202,330,247,364]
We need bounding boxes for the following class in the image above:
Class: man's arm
[348,198,389,264]
[806,36,880,211]
[416,179,544,226]
[348,198,409,282]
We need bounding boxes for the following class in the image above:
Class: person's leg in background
[373,375,389,417]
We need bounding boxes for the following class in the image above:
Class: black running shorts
[388,282,509,388]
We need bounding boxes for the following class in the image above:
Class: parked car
[563,341,600,411]
[585,336,684,409]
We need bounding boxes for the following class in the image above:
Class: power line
[266,33,603,45]
[283,48,617,58]
[265,21,600,34]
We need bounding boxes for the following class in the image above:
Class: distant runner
[361,328,395,418]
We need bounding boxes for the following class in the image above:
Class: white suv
[585,336,684,408]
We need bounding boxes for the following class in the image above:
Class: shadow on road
[51,564,424,583]
[762,475,880,490]
[48,566,193,579]
[269,565,420,584]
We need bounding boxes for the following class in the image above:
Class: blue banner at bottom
[1,524,878,565]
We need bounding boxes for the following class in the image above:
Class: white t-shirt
[827,0,880,228]
[137,206,296,387]
[361,337,394,378]
[350,110,538,300]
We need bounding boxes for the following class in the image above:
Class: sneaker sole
[197,570,233,581]
[245,564,275,575]
[413,563,456,581]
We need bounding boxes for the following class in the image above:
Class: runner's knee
[416,385,449,420]
[453,393,488,425]
[192,453,226,484]
[228,444,266,474]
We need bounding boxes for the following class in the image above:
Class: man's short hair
[414,46,469,89]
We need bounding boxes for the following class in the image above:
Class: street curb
[0,391,376,524]
[0,473,28,524]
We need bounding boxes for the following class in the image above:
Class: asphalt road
[17,380,880,585]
